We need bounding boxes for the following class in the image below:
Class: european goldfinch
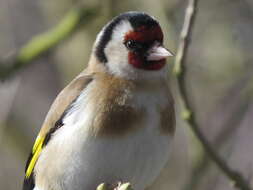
[23,11,175,190]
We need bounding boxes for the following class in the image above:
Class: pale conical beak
[147,45,174,61]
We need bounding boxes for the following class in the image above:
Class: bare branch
[174,0,252,190]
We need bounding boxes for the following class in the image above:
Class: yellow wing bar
[25,135,45,178]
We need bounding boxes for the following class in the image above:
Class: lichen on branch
[0,5,99,80]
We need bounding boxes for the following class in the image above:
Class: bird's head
[92,11,173,79]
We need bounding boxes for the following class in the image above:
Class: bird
[22,11,175,190]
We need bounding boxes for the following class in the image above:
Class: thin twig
[183,70,253,190]
[174,0,252,190]
[183,97,250,190]
[0,5,99,80]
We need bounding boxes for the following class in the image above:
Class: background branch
[174,0,252,190]
[0,5,99,80]
[183,69,253,190]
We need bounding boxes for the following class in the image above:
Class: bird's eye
[124,40,143,51]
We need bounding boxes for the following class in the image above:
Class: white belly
[34,87,172,190]
[35,122,171,190]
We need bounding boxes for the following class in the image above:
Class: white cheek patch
[111,21,133,42]
[103,21,136,78]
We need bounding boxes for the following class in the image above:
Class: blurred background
[0,0,253,189]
